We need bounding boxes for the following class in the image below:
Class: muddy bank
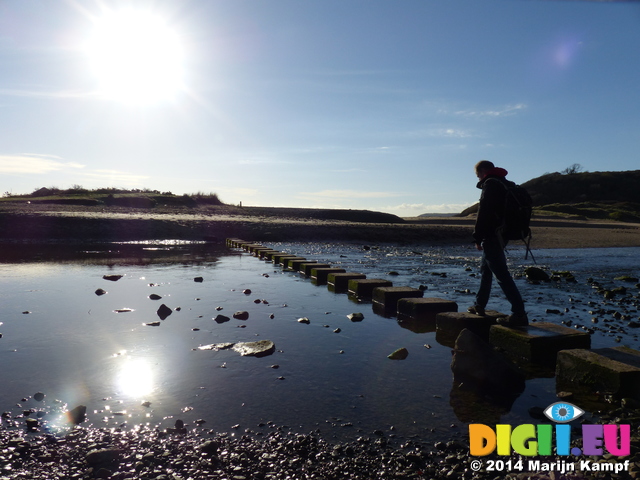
[1,204,640,248]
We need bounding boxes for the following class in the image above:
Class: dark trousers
[476,238,525,314]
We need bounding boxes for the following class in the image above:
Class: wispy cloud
[78,169,149,186]
[298,189,402,200]
[453,103,527,118]
[0,154,84,174]
[384,202,474,215]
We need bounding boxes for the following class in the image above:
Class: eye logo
[543,402,585,423]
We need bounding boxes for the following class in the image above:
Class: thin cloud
[0,154,84,174]
[384,202,474,214]
[454,103,527,118]
[299,190,402,200]
[78,169,149,186]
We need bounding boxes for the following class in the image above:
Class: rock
[103,275,123,281]
[149,294,162,300]
[347,313,364,322]
[451,329,525,395]
[86,448,121,467]
[114,308,134,313]
[233,340,276,357]
[25,418,39,431]
[33,392,45,402]
[524,267,550,282]
[157,304,173,320]
[95,288,107,296]
[233,311,249,320]
[198,343,235,351]
[144,322,161,327]
[388,348,409,360]
[243,289,252,295]
[297,317,310,324]
[199,440,219,455]
[214,314,230,323]
[194,277,204,283]
[66,405,87,425]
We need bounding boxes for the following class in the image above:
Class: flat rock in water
[198,343,235,351]
[233,311,249,320]
[233,340,276,357]
[103,275,123,281]
[388,347,409,360]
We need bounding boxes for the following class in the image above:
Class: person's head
[474,160,494,180]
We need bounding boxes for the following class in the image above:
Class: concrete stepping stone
[489,322,591,367]
[557,346,640,400]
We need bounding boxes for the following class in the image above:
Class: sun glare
[86,9,184,105]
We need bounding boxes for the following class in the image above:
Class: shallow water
[1,241,639,443]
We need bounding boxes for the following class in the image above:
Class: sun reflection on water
[117,357,154,398]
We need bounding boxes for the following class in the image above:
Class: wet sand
[1,203,640,248]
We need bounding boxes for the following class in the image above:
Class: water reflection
[116,354,155,398]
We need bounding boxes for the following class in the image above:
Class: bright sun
[86,9,184,105]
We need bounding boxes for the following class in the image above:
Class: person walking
[468,160,528,326]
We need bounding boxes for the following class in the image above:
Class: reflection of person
[468,160,528,326]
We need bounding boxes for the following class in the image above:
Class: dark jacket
[472,167,509,245]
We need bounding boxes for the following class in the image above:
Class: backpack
[489,178,535,262]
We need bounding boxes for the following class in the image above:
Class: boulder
[524,267,550,282]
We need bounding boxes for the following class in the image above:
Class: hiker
[468,160,528,326]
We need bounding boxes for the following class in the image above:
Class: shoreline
[1,205,640,249]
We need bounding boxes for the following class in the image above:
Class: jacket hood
[477,167,508,188]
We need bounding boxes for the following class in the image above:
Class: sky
[1,0,639,217]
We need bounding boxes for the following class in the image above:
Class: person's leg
[474,249,493,311]
[482,239,525,314]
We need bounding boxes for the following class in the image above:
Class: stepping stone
[242,243,265,252]
[257,249,280,259]
[397,297,458,322]
[435,311,503,348]
[301,263,331,276]
[372,286,424,311]
[282,257,307,268]
[289,258,315,271]
[348,279,393,299]
[261,250,282,261]
[327,272,366,293]
[311,267,346,285]
[556,346,640,400]
[271,253,298,265]
[489,322,591,367]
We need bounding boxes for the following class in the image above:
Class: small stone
[297,317,310,324]
[33,392,45,402]
[243,289,252,295]
[95,289,107,296]
[347,313,364,322]
[214,314,230,323]
[333,328,341,333]
[149,294,162,300]
[387,348,409,360]
[157,304,173,320]
[103,274,123,281]
[233,311,249,320]
[194,277,204,283]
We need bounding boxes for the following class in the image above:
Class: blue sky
[1,0,639,216]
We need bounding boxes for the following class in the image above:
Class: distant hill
[459,170,640,222]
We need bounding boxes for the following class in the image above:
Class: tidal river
[0,241,639,444]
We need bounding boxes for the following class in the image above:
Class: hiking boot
[497,312,529,327]
[467,305,486,316]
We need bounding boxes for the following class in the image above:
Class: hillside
[459,170,640,222]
